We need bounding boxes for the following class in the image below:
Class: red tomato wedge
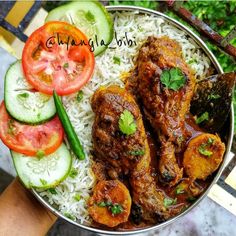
[0,102,64,156]
[22,21,95,96]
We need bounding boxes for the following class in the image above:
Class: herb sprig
[97,201,124,215]
[196,112,209,124]
[113,56,121,65]
[48,188,57,194]
[118,110,137,135]
[175,185,185,195]
[76,91,83,102]
[129,149,145,156]
[164,197,177,208]
[64,212,76,221]
[198,137,215,157]
[69,168,78,178]
[160,68,186,91]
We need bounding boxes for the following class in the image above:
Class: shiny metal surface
[32,5,234,235]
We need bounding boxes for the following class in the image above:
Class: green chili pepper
[53,91,85,160]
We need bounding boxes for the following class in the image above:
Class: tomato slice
[22,21,95,96]
[0,102,64,156]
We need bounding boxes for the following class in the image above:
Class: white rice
[39,11,211,224]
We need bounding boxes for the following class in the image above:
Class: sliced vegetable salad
[22,21,95,96]
[45,0,113,56]
[0,0,114,189]
[5,60,56,124]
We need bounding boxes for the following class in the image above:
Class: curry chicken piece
[134,36,196,186]
[91,85,171,224]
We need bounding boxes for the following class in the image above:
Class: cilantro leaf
[118,110,137,135]
[64,213,76,221]
[74,194,81,201]
[98,201,112,207]
[198,137,214,157]
[207,137,215,145]
[63,63,69,68]
[129,149,145,156]
[97,201,123,215]
[175,186,185,195]
[48,188,57,194]
[110,204,123,215]
[113,56,121,65]
[196,112,209,124]
[98,201,107,207]
[164,197,177,208]
[76,91,83,102]
[208,94,221,100]
[69,168,78,178]
[198,145,213,157]
[160,68,186,91]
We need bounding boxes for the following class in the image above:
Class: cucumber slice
[45,0,113,56]
[11,143,72,189]
[4,60,56,124]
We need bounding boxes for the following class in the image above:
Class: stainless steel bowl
[32,6,234,235]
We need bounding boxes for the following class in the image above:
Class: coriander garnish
[76,91,83,102]
[48,188,57,194]
[97,201,124,215]
[110,204,123,215]
[207,137,215,145]
[98,201,112,207]
[64,212,76,221]
[74,194,81,201]
[198,137,214,157]
[198,145,213,157]
[175,185,185,195]
[164,197,177,208]
[69,168,78,178]
[118,110,137,135]
[196,111,209,124]
[208,94,221,100]
[129,149,145,156]
[160,68,186,91]
[113,56,121,65]
[98,201,107,207]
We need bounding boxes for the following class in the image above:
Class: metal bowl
[32,5,234,235]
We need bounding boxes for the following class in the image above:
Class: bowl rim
[32,5,234,235]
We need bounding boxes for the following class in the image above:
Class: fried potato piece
[88,180,131,227]
[183,133,225,180]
